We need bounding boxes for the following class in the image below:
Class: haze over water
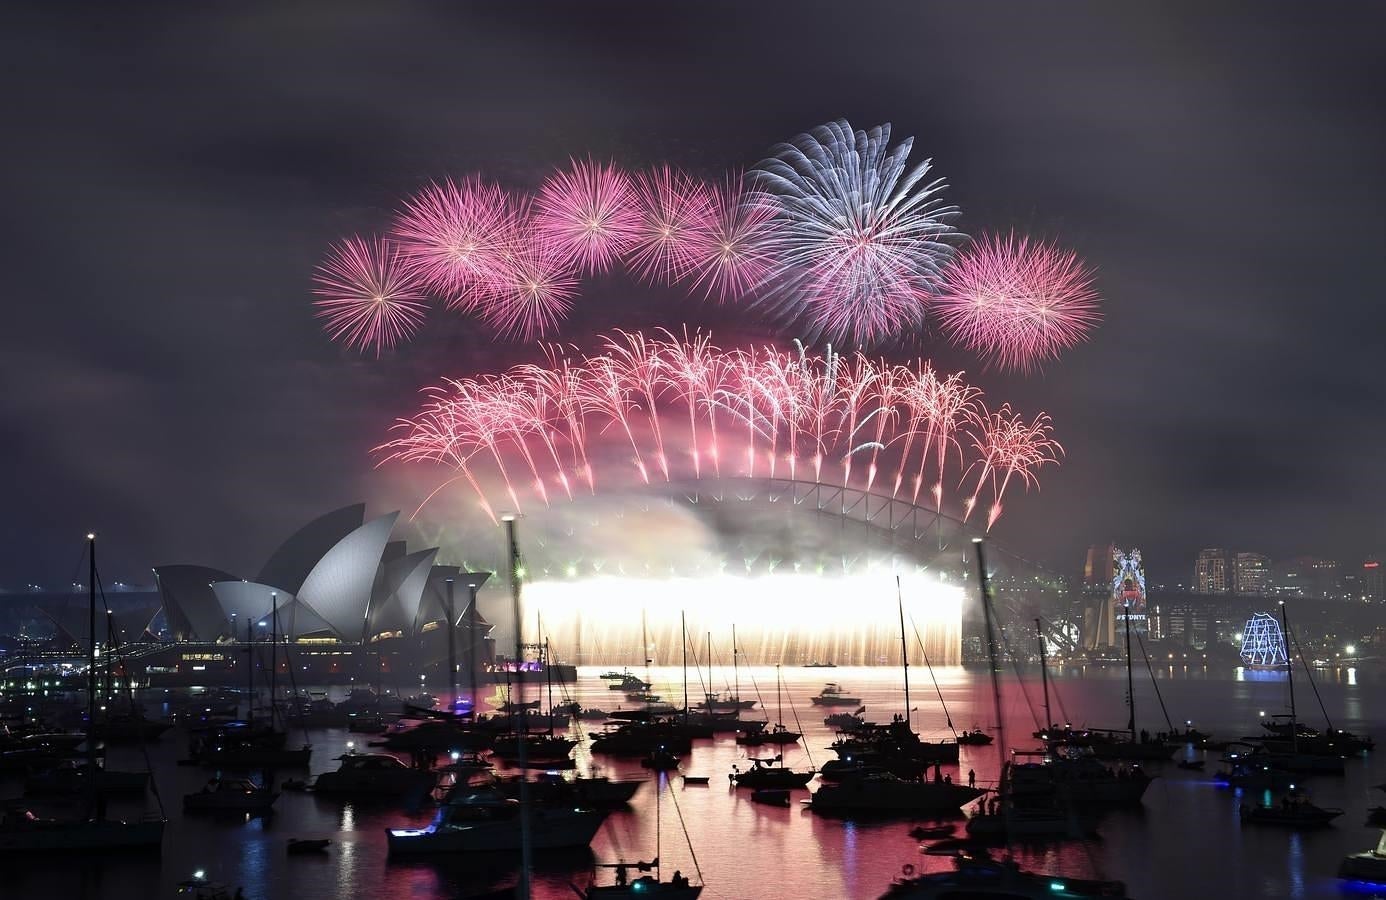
[9,665,1383,899]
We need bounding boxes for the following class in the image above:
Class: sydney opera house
[140,504,506,686]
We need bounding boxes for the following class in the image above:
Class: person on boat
[968,769,976,789]
[945,774,952,785]
[933,764,942,783]
[615,865,628,887]
[672,871,687,887]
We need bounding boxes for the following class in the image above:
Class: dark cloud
[3,1,1385,589]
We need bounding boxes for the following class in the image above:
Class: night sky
[4,2,1385,588]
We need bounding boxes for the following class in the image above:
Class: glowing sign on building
[1112,548,1148,637]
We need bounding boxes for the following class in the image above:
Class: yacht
[880,851,1131,899]
[183,777,279,813]
[311,752,437,799]
[1339,830,1386,883]
[729,755,814,790]
[386,785,607,855]
[811,773,982,815]
[811,683,863,707]
[1240,790,1343,828]
[0,808,165,854]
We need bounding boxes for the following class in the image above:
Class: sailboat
[730,665,815,790]
[879,539,1131,900]
[0,534,165,854]
[1064,602,1173,762]
[734,661,800,747]
[580,772,703,898]
[812,582,981,816]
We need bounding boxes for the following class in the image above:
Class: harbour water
[7,664,1384,899]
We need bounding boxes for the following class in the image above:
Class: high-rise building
[1083,543,1116,589]
[1363,559,1384,604]
[1233,552,1270,595]
[1195,548,1230,594]
[1270,556,1341,599]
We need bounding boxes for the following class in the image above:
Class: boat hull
[386,808,606,855]
[0,819,165,854]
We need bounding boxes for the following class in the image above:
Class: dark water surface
[8,664,1385,899]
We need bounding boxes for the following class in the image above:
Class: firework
[475,206,579,341]
[686,176,780,303]
[378,331,1059,531]
[936,233,1101,371]
[752,119,961,346]
[625,165,717,285]
[534,159,641,274]
[391,176,518,310]
[312,237,429,357]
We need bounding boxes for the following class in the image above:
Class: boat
[600,670,630,681]
[751,789,791,807]
[287,838,331,854]
[1176,759,1204,771]
[682,776,710,786]
[610,674,652,692]
[176,874,240,899]
[908,824,954,840]
[493,772,644,808]
[1240,789,1344,828]
[692,692,755,712]
[811,773,982,815]
[877,544,1130,899]
[581,860,702,898]
[956,729,993,746]
[0,534,164,855]
[183,777,279,813]
[311,752,437,799]
[804,662,837,668]
[581,720,705,899]
[811,683,863,707]
[23,761,150,797]
[825,710,867,731]
[577,708,611,721]
[729,755,814,790]
[880,850,1131,899]
[641,749,682,771]
[735,722,802,747]
[386,784,607,855]
[1339,830,1386,883]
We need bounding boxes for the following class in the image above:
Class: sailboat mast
[270,593,278,728]
[1280,601,1298,752]
[897,576,910,730]
[504,515,532,900]
[973,540,1006,786]
[1124,601,1136,742]
[87,534,97,773]
[445,578,458,714]
[732,625,740,723]
[682,611,689,723]
[1036,618,1052,733]
[247,617,255,727]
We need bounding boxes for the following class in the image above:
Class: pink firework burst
[936,232,1102,372]
[534,159,641,274]
[391,176,517,311]
[312,236,429,357]
[475,207,579,341]
[625,165,717,285]
[687,176,780,303]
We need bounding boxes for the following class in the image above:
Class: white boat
[312,752,437,798]
[183,778,279,812]
[1340,830,1386,882]
[386,785,606,855]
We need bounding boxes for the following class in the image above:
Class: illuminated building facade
[1112,548,1149,639]
[1233,552,1270,596]
[1195,548,1230,594]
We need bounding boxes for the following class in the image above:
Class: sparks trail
[377,331,1060,529]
